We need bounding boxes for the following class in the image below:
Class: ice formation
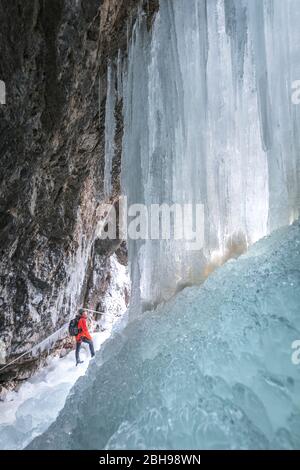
[121,0,300,309]
[0,255,129,450]
[28,221,300,450]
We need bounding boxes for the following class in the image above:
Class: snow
[28,220,300,450]
[2,0,300,452]
[0,336,98,450]
[0,255,130,450]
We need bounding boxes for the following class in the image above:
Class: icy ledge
[29,221,300,450]
[0,255,129,450]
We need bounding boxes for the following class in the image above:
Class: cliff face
[0,0,157,385]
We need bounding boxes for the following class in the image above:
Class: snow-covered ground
[0,254,130,450]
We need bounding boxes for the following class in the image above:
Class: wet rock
[0,0,157,387]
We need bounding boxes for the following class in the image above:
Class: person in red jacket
[75,309,95,366]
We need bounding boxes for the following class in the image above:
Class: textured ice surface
[28,221,300,450]
[121,0,300,308]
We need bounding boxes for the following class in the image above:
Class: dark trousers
[75,337,95,363]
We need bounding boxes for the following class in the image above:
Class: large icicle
[121,0,300,311]
[28,221,300,450]
[104,63,117,198]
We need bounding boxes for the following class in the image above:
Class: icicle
[121,0,300,312]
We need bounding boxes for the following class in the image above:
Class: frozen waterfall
[28,220,300,450]
[121,0,300,310]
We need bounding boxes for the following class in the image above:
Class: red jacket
[76,317,92,342]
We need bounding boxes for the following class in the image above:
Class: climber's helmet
[78,308,87,317]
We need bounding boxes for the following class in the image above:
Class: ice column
[104,63,116,198]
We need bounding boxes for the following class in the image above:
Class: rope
[0,307,104,374]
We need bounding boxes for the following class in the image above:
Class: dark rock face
[0,0,104,380]
[0,0,158,386]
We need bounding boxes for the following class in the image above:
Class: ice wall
[121,0,300,310]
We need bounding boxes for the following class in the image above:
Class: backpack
[69,316,82,336]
